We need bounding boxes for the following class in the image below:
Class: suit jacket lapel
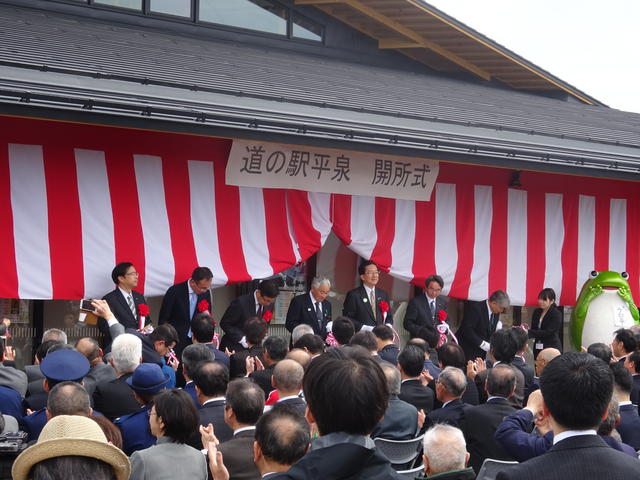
[116,289,137,324]
[361,286,376,322]
[178,281,190,320]
[304,294,319,327]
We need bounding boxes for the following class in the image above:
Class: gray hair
[423,424,467,474]
[273,359,304,392]
[182,343,214,378]
[438,366,467,398]
[380,362,401,395]
[489,290,510,308]
[47,381,91,417]
[311,277,331,289]
[42,328,67,345]
[597,398,619,436]
[110,333,142,374]
[292,324,314,345]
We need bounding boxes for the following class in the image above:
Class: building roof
[1,3,640,177]
[300,0,601,105]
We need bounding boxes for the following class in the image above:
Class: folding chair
[374,434,424,470]
[475,458,519,480]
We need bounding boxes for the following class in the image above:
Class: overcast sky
[426,0,640,113]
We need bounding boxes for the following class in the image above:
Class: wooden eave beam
[378,39,422,49]
[341,0,491,80]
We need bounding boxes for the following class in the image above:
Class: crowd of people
[0,260,639,479]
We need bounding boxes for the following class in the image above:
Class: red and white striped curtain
[1,116,639,305]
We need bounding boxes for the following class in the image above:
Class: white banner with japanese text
[226,140,439,201]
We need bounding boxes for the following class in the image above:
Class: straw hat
[12,415,130,480]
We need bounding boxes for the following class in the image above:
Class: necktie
[315,301,323,328]
[257,304,264,318]
[370,289,376,317]
[429,300,435,319]
[490,313,498,332]
[189,292,197,319]
[127,294,136,318]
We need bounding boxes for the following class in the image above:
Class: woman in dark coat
[529,288,563,359]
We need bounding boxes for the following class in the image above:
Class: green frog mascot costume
[571,271,640,350]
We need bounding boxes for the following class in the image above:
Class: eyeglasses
[125,272,139,277]
[364,271,380,276]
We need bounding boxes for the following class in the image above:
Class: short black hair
[372,325,394,341]
[610,361,632,394]
[540,352,613,430]
[226,378,265,425]
[31,457,117,480]
[486,365,516,397]
[490,329,517,363]
[244,317,268,346]
[192,361,229,397]
[537,288,556,302]
[358,260,377,276]
[350,331,377,352]
[614,328,637,353]
[111,262,134,284]
[587,342,612,364]
[153,389,199,444]
[190,312,215,343]
[36,339,63,362]
[293,334,324,355]
[398,344,424,377]
[628,350,640,373]
[181,343,214,379]
[47,381,90,417]
[258,279,280,299]
[150,324,178,348]
[425,274,444,289]
[255,404,310,466]
[192,266,213,283]
[437,342,466,369]
[332,317,355,345]
[303,347,388,436]
[264,336,288,362]
[510,327,528,352]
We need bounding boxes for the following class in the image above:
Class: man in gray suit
[0,339,27,397]
[76,337,116,397]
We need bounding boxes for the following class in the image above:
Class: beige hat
[12,415,130,480]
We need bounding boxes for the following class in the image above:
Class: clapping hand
[207,441,229,480]
[200,423,219,448]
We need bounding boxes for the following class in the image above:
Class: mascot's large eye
[590,271,598,278]
[621,272,629,279]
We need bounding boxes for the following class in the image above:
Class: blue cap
[40,349,91,382]
[126,363,169,394]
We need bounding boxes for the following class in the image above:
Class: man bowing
[342,260,393,332]
[158,266,213,356]
[404,274,446,348]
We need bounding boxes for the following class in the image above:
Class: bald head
[286,349,311,370]
[273,359,304,395]
[75,337,102,365]
[486,365,516,398]
[535,348,561,376]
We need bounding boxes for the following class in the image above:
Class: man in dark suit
[218,378,265,480]
[372,363,418,440]
[285,277,332,339]
[496,352,640,480]
[342,260,393,332]
[249,336,288,399]
[610,362,640,450]
[269,359,306,417]
[253,404,310,479]
[158,266,213,355]
[398,344,435,414]
[181,343,214,408]
[373,325,400,365]
[404,274,446,348]
[426,366,467,428]
[93,332,142,421]
[457,290,510,362]
[189,312,229,368]
[192,360,233,444]
[623,350,640,406]
[220,279,279,352]
[99,262,151,344]
[460,365,517,473]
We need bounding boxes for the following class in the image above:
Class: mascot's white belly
[582,289,635,348]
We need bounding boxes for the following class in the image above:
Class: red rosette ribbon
[197,299,210,313]
[437,310,447,322]
[262,309,273,323]
[378,300,389,322]
[138,304,150,330]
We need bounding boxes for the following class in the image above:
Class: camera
[0,431,28,480]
